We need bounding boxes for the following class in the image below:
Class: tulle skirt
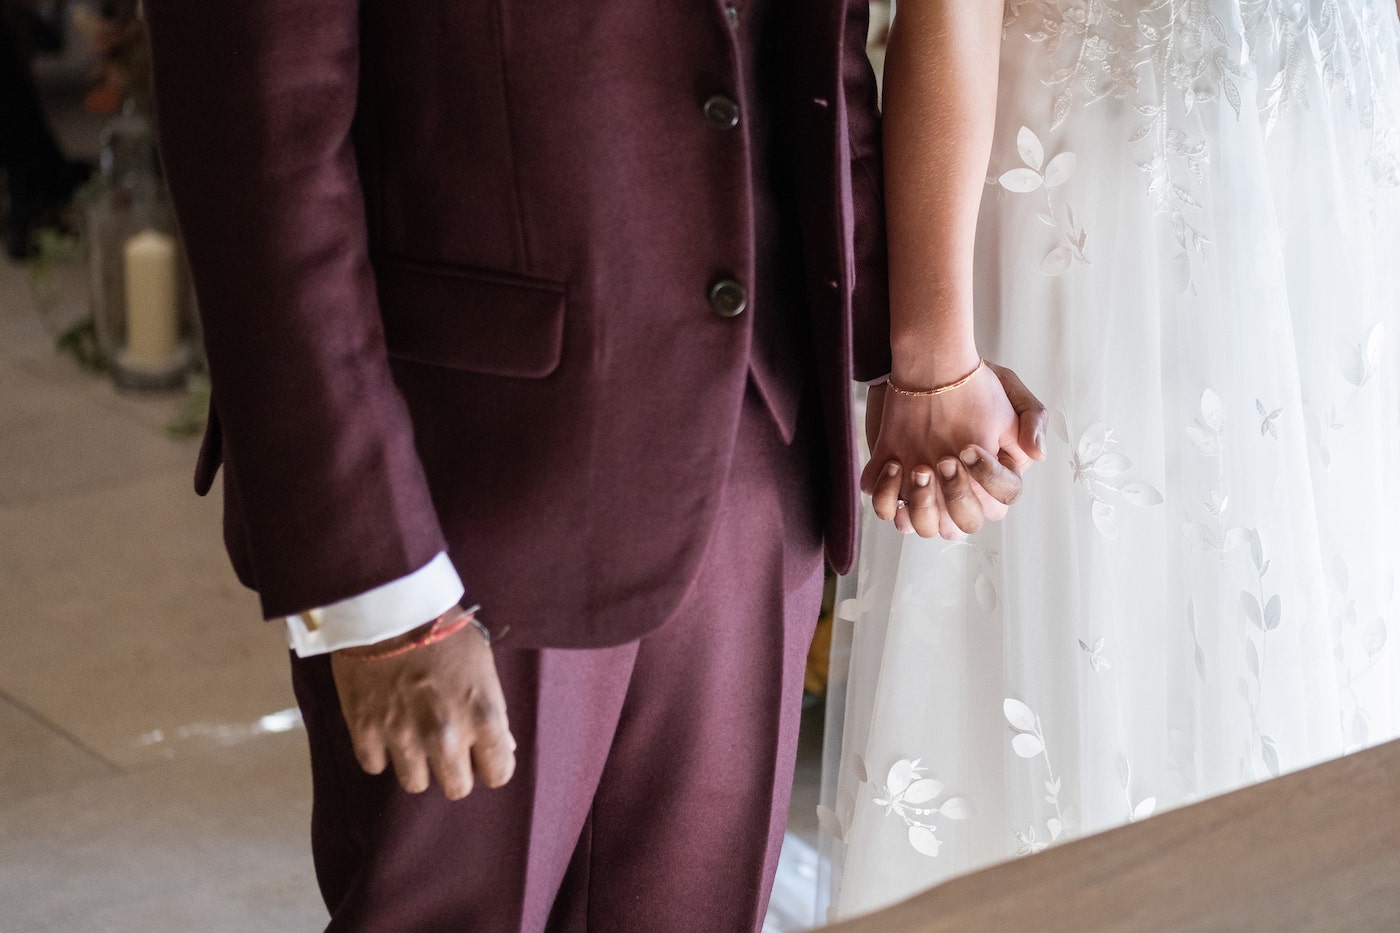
[822,1,1400,921]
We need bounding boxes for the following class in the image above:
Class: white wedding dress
[820,0,1400,921]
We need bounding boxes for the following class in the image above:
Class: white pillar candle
[123,228,180,370]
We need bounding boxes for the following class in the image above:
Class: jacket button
[703,95,741,130]
[709,279,748,317]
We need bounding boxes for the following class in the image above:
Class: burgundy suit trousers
[290,384,826,932]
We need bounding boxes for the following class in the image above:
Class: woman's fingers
[905,466,941,537]
[871,461,904,520]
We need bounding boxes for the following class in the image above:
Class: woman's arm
[862,0,1045,538]
[882,0,1000,385]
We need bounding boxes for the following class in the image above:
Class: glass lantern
[85,95,195,390]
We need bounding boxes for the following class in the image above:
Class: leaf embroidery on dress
[1237,528,1285,779]
[1078,636,1111,671]
[1255,399,1283,439]
[1004,0,1400,288]
[1065,417,1164,539]
[1309,322,1386,469]
[998,126,1088,275]
[1004,698,1071,853]
[1182,390,1251,554]
[1330,553,1391,753]
[1117,754,1158,822]
[859,756,975,858]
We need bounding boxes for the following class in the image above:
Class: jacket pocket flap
[374,254,566,379]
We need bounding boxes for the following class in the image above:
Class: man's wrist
[334,605,483,660]
[334,616,440,659]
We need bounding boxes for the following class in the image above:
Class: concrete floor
[0,29,823,933]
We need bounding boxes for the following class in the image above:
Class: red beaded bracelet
[345,610,485,662]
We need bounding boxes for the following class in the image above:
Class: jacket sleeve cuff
[283,552,466,657]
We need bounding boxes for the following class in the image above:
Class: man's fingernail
[913,470,931,487]
[960,448,979,466]
[938,460,957,480]
[885,462,900,477]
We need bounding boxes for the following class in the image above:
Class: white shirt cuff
[283,552,466,657]
[859,374,891,387]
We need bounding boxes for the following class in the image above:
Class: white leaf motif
[903,779,944,804]
[1223,528,1251,552]
[1200,390,1225,431]
[1092,500,1119,539]
[1092,452,1132,476]
[908,825,942,857]
[1000,167,1044,193]
[1181,522,1218,551]
[940,797,976,819]
[1047,818,1064,840]
[1044,151,1077,187]
[1003,698,1038,733]
[1017,126,1045,171]
[887,759,916,795]
[1133,797,1158,821]
[853,754,868,784]
[816,805,844,841]
[1041,246,1073,276]
[1186,423,1220,456]
[1012,733,1046,758]
[974,573,999,613]
[1121,482,1164,506]
[1261,736,1280,778]
[1078,423,1108,462]
[1241,591,1263,629]
[1366,322,1386,370]
[836,598,860,622]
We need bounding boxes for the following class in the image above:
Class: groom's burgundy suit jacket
[143,0,890,648]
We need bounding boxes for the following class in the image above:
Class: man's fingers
[1018,408,1049,463]
[938,457,986,536]
[467,692,517,789]
[991,362,1048,463]
[424,716,474,801]
[905,466,941,538]
[471,733,517,790]
[871,461,903,521]
[387,729,432,794]
[346,718,389,776]
[961,445,1024,506]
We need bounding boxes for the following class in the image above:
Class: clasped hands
[862,360,1048,538]
[330,359,1049,804]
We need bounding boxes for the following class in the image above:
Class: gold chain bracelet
[887,358,987,398]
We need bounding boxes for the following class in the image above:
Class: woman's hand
[862,362,1047,538]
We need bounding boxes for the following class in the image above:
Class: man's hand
[862,362,1047,538]
[330,608,517,801]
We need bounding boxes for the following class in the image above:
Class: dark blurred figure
[1,1,88,260]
